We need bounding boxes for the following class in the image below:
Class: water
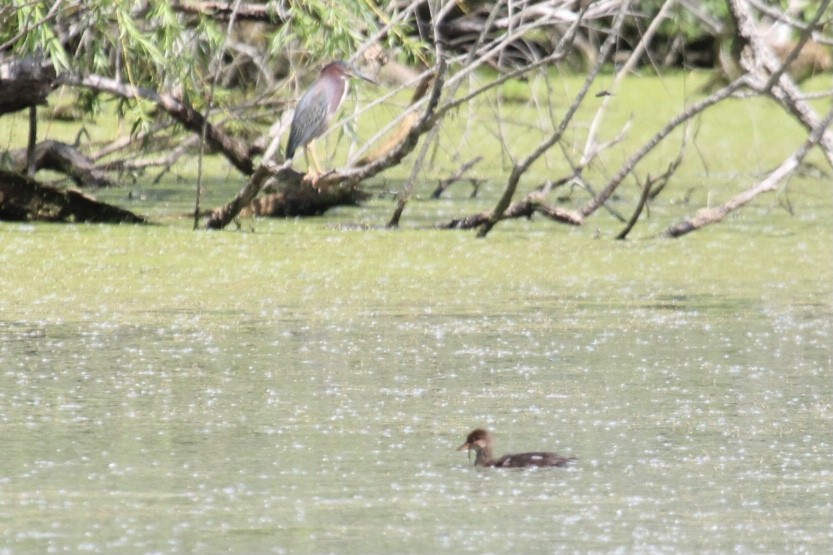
[0,220,830,553]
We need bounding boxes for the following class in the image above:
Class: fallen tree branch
[10,140,117,188]
[203,160,290,229]
[431,155,482,198]
[440,190,583,229]
[246,182,370,218]
[0,169,144,223]
[663,103,833,238]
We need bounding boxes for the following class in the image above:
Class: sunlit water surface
[1,220,830,554]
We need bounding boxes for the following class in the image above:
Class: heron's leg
[307,140,324,174]
[302,141,325,187]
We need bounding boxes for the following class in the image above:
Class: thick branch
[170,1,285,21]
[10,140,117,188]
[246,183,370,218]
[61,74,255,175]
[204,161,287,229]
[731,0,833,167]
[441,191,583,230]
[0,60,55,114]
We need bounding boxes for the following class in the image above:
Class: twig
[580,76,748,218]
[27,106,37,177]
[386,1,449,228]
[581,0,677,166]
[431,156,483,198]
[614,125,694,240]
[615,174,652,240]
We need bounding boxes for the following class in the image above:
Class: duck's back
[492,451,575,468]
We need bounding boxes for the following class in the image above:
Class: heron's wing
[286,86,330,158]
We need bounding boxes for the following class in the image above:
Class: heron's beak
[347,66,378,85]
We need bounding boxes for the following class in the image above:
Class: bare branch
[731,0,833,166]
[476,1,629,237]
[615,174,652,241]
[60,73,255,175]
[195,0,244,228]
[663,103,833,238]
[615,125,690,240]
[579,76,748,219]
[582,0,677,165]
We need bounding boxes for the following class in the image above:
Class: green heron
[286,61,376,181]
[457,428,576,468]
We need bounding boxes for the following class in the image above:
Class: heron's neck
[329,78,349,113]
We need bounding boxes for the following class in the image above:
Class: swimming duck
[457,428,575,468]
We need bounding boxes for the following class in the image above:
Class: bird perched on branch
[285,61,376,184]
